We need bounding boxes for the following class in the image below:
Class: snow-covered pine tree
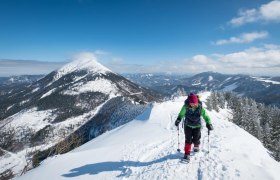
[216,91,226,109]
[258,103,272,150]
[212,91,219,112]
[240,97,251,132]
[231,96,243,126]
[269,107,280,160]
[171,87,186,99]
[205,93,213,111]
[247,100,262,139]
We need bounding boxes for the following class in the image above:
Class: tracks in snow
[116,119,233,180]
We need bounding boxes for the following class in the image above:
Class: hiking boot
[193,146,200,152]
[183,154,190,161]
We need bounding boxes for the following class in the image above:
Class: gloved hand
[175,118,181,127]
[206,123,214,131]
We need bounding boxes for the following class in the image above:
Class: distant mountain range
[123,72,280,107]
[0,75,43,96]
[1,71,280,107]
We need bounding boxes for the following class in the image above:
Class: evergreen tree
[205,93,213,111]
[240,97,251,131]
[248,101,262,139]
[231,96,243,126]
[212,91,219,112]
[269,107,280,160]
[172,87,186,98]
[258,104,272,149]
[216,91,226,109]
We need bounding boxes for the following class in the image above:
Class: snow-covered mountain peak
[54,53,111,81]
[0,55,162,179]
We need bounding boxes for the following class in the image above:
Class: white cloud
[215,31,268,45]
[230,0,280,26]
[260,0,280,21]
[192,55,210,64]
[263,44,280,49]
[73,52,98,61]
[201,45,280,75]
[230,9,259,26]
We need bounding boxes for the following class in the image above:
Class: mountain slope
[16,92,280,180]
[0,58,160,121]
[0,57,161,177]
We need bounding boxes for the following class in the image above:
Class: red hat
[188,94,198,104]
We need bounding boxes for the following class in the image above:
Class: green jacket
[177,105,211,128]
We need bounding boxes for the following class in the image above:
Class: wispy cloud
[229,0,280,26]
[94,50,109,55]
[214,31,268,45]
[73,52,98,62]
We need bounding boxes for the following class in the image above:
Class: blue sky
[1,0,280,76]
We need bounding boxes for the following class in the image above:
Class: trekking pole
[177,126,181,152]
[208,129,210,161]
[208,130,210,179]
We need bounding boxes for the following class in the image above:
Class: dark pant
[184,126,201,145]
[184,126,201,154]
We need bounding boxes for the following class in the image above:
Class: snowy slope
[16,92,280,180]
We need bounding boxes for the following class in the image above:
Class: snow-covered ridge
[16,92,280,180]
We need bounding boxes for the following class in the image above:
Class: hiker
[175,93,213,160]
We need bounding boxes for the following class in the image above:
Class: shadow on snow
[134,105,153,121]
[62,153,180,178]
